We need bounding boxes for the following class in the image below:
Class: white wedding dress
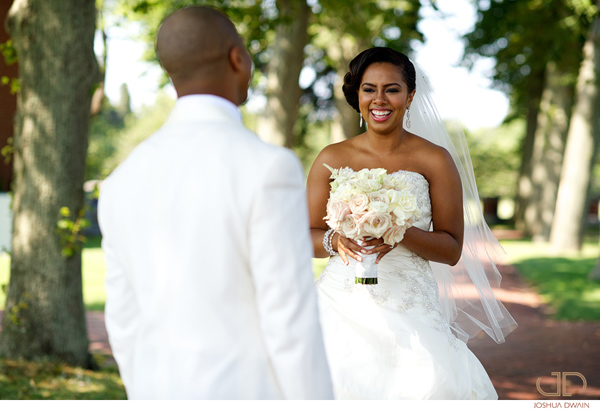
[315,169,498,400]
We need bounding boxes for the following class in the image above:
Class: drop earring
[360,113,363,128]
[406,107,411,129]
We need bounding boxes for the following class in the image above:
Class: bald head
[156,6,252,103]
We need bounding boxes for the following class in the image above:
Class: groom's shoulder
[231,129,304,177]
[230,126,298,159]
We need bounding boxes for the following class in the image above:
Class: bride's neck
[364,127,408,154]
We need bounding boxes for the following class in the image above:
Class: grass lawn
[499,238,600,321]
[0,357,126,400]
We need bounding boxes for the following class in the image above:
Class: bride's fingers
[359,238,384,248]
[338,248,349,265]
[375,250,390,264]
[374,244,395,264]
[341,244,363,262]
[339,245,362,265]
[338,237,364,263]
[365,242,393,254]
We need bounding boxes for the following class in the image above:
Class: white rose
[391,206,407,226]
[340,214,362,240]
[382,175,397,190]
[386,189,401,205]
[355,169,370,181]
[330,176,350,192]
[338,167,355,179]
[383,224,407,246]
[369,190,389,205]
[369,168,388,183]
[368,201,388,213]
[399,190,418,211]
[356,178,382,193]
[359,211,392,239]
[349,193,369,214]
[334,181,356,201]
[398,190,419,220]
[325,199,351,230]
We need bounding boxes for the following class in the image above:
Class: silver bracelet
[323,228,338,256]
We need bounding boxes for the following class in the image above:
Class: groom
[98,6,333,399]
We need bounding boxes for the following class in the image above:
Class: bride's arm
[306,149,365,263]
[400,146,464,266]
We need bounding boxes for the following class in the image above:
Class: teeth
[372,110,391,116]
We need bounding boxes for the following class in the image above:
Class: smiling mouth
[370,109,392,122]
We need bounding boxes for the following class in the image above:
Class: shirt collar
[174,94,242,123]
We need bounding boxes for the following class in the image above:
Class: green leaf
[59,207,71,217]
[57,219,71,230]
[62,247,74,257]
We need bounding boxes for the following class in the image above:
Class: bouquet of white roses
[323,164,422,284]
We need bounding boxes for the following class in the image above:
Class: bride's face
[358,62,414,134]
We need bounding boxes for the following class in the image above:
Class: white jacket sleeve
[249,149,334,400]
[98,185,140,394]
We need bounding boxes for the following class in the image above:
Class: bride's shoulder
[313,137,359,170]
[408,134,457,178]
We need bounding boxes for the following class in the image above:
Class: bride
[307,47,517,399]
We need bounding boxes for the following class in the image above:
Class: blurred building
[1,0,16,252]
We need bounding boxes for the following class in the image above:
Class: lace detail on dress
[364,285,391,304]
[390,252,459,350]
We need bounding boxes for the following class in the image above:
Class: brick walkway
[468,264,600,400]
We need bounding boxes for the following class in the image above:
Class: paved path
[2,261,599,400]
[468,264,600,400]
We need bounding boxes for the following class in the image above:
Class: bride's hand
[359,238,396,264]
[335,233,368,266]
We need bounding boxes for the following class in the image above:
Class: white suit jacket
[98,95,333,400]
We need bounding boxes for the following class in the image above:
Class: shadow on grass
[0,357,126,400]
[513,256,600,321]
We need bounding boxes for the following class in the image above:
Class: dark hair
[342,47,416,113]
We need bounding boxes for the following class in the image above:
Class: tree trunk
[330,35,368,143]
[550,8,600,253]
[513,74,543,234]
[257,0,310,147]
[590,240,600,280]
[523,62,571,242]
[0,0,98,368]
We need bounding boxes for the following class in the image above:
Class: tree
[0,0,98,368]
[112,0,424,151]
[523,62,573,241]
[257,0,310,147]
[463,0,588,237]
[550,3,600,253]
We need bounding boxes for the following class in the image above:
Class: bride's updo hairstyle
[342,47,416,113]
